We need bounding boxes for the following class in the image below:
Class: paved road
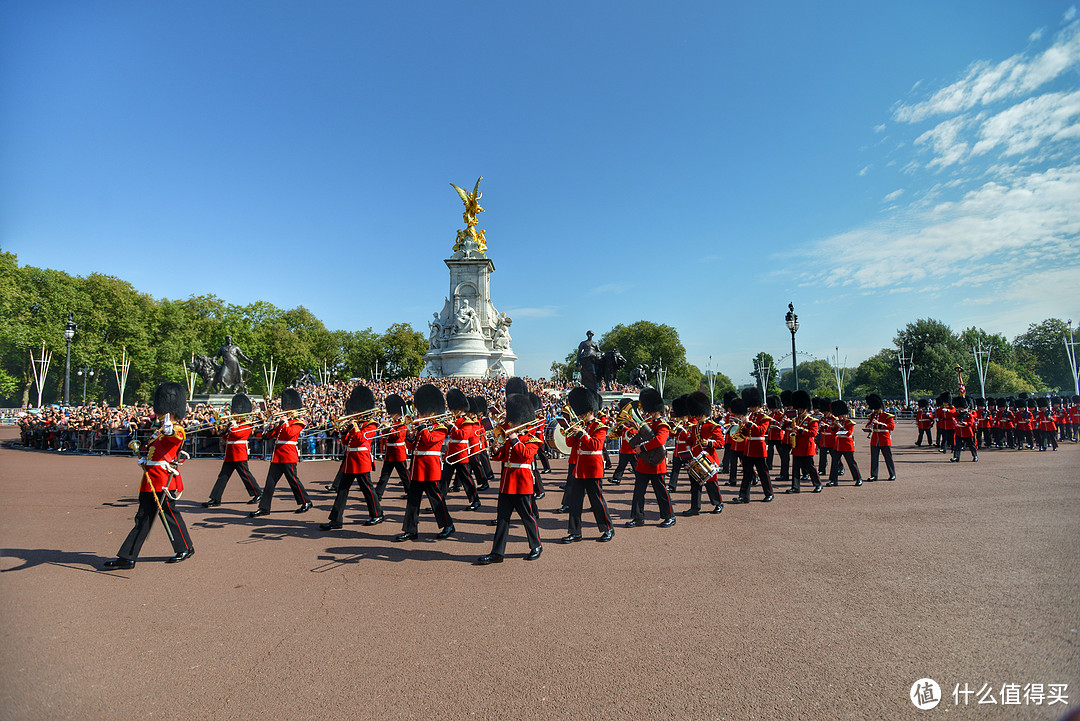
[1,427,1077,720]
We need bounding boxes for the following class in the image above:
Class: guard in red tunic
[951,396,979,461]
[561,387,615,543]
[625,388,675,528]
[321,385,384,530]
[723,392,746,486]
[731,388,774,504]
[915,398,934,447]
[395,384,455,541]
[251,387,312,517]
[786,390,823,493]
[817,397,836,477]
[936,392,956,453]
[683,391,724,515]
[667,395,693,492]
[766,394,787,482]
[104,383,194,569]
[826,400,863,486]
[204,393,262,507]
[467,396,492,491]
[608,397,637,485]
[440,389,481,511]
[864,393,896,481]
[975,397,994,449]
[478,393,544,563]
[553,405,581,514]
[1036,397,1058,451]
[374,393,411,499]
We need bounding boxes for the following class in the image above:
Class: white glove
[162,413,174,435]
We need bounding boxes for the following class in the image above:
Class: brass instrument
[725,414,752,443]
[608,400,638,437]
[490,412,544,447]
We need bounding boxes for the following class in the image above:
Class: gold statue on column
[450,177,487,254]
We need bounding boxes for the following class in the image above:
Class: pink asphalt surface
[0,423,1077,721]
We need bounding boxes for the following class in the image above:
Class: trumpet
[406,410,456,433]
[490,413,544,447]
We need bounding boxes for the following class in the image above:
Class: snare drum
[687,453,718,484]
[545,424,572,455]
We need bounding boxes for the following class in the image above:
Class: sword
[129,440,175,542]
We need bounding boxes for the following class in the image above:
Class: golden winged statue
[450,177,487,254]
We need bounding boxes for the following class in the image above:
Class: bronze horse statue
[596,350,627,390]
[188,355,247,394]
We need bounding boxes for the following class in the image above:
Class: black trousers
[765,440,777,469]
[953,436,978,460]
[490,493,541,556]
[726,449,742,485]
[869,446,895,478]
[375,460,410,498]
[468,455,488,489]
[118,491,193,560]
[259,462,309,511]
[688,475,723,511]
[668,454,691,490]
[567,478,613,535]
[979,428,993,448]
[402,480,453,533]
[208,460,261,502]
[938,428,955,453]
[818,445,830,475]
[328,471,383,524]
[610,452,634,481]
[557,463,575,506]
[916,428,934,446]
[535,445,551,472]
[829,450,862,482]
[791,456,820,490]
[630,471,674,522]
[439,462,478,503]
[1015,429,1034,448]
[774,443,791,481]
[476,451,494,481]
[739,455,773,499]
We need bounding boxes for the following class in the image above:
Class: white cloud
[586,282,631,297]
[971,89,1080,156]
[884,189,904,202]
[874,124,887,133]
[893,21,1080,123]
[1030,28,1045,43]
[914,116,971,168]
[794,166,1080,293]
[1066,7,1077,23]
[858,165,872,177]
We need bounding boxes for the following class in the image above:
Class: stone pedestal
[422,239,516,378]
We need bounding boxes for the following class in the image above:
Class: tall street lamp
[785,302,800,390]
[63,312,76,407]
[77,364,94,404]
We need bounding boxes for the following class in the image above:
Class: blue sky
[3,1,1078,383]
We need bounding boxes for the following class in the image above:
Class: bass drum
[544,423,572,455]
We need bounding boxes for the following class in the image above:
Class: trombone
[489,412,544,447]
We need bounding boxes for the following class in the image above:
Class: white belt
[415,451,442,456]
[276,440,297,445]
[448,440,468,446]
[578,450,602,455]
[835,432,849,437]
[145,460,173,467]
[750,436,766,441]
[346,446,369,452]
[388,442,405,447]
[227,440,247,445]
[506,463,531,469]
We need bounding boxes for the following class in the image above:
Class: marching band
[101,378,1079,570]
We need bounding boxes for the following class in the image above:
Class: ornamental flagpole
[112,347,130,407]
[30,341,53,408]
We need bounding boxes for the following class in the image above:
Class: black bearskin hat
[728,397,747,415]
[505,377,528,397]
[505,394,534,427]
[413,384,446,417]
[153,382,187,420]
[669,394,688,419]
[939,392,952,405]
[471,396,488,415]
[1027,398,1037,409]
[792,390,812,411]
[231,393,252,416]
[567,386,601,416]
[975,397,986,408]
[830,399,849,416]
[345,385,376,415]
[446,388,470,412]
[528,392,543,413]
[639,387,664,414]
[741,387,762,408]
[385,393,406,416]
[686,391,712,418]
[618,397,632,410]
[1036,397,1049,409]
[780,389,793,407]
[766,394,781,411]
[866,393,883,411]
[955,395,968,409]
[917,398,928,408]
[280,388,302,411]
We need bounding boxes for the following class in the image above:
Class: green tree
[749,351,781,398]
[984,361,1037,394]
[1013,318,1075,391]
[549,350,576,383]
[778,359,836,396]
[599,321,698,397]
[848,349,903,399]
[380,323,427,378]
[335,328,382,379]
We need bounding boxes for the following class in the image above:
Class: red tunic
[695,420,724,464]
[634,418,670,474]
[767,409,786,442]
[410,423,447,481]
[833,418,856,452]
[446,416,473,464]
[916,410,934,430]
[140,425,186,493]
[955,410,977,438]
[743,411,770,458]
[267,419,305,463]
[495,433,541,494]
[223,422,252,462]
[792,414,818,457]
[866,412,894,447]
[340,421,377,474]
[818,413,836,450]
[617,423,638,454]
[574,420,608,479]
[382,423,408,462]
